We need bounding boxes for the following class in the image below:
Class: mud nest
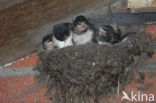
[35,31,155,103]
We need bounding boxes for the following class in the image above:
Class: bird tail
[120,32,136,42]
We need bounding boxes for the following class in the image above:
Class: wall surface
[0,0,26,11]
[128,0,156,8]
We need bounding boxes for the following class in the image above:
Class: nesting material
[34,31,155,103]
